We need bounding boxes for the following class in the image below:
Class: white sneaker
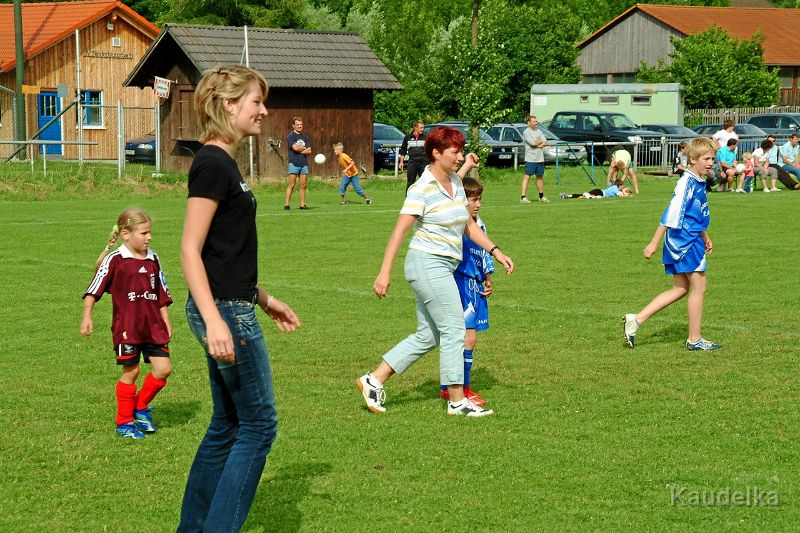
[356,373,386,413]
[735,188,745,193]
[448,398,493,417]
[763,188,770,192]
[623,313,639,348]
[520,196,532,204]
[770,187,780,192]
[539,196,550,203]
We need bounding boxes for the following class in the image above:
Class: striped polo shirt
[401,167,469,260]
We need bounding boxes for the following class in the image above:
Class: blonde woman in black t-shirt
[177,65,301,533]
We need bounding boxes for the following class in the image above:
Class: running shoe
[520,196,532,204]
[134,407,156,433]
[686,338,723,351]
[623,313,639,348]
[356,373,386,413]
[447,399,493,417]
[116,422,146,440]
[464,387,486,406]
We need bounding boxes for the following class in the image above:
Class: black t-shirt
[187,145,258,301]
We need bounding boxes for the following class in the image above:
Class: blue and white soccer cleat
[116,422,146,439]
[623,313,639,348]
[134,407,157,433]
[686,338,723,351]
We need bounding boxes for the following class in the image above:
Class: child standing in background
[736,152,755,193]
[334,142,372,205]
[81,208,173,439]
[439,177,495,406]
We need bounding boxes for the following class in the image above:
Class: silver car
[488,122,587,164]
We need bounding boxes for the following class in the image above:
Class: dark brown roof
[578,4,800,66]
[125,24,401,90]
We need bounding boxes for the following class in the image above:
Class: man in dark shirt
[399,120,426,190]
[285,116,312,210]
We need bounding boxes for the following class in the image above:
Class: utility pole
[13,0,27,151]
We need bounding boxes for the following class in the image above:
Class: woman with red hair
[356,126,514,417]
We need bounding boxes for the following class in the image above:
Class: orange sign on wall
[21,85,41,95]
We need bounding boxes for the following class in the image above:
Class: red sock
[135,373,167,411]
[116,381,137,426]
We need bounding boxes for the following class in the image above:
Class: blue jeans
[338,173,366,196]
[781,163,800,180]
[383,249,465,385]
[178,297,278,533]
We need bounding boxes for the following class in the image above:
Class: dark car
[746,113,800,136]
[547,111,662,162]
[639,124,699,138]
[373,122,404,171]
[692,123,767,153]
[487,122,587,164]
[422,121,519,166]
[124,131,156,164]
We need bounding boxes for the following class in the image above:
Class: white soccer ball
[735,163,745,173]
[314,153,326,165]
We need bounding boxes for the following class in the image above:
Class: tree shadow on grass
[153,400,202,428]
[245,461,333,532]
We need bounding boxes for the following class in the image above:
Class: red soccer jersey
[84,245,172,346]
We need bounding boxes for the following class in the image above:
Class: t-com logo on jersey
[128,291,158,302]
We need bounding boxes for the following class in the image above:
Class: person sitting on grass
[606,148,639,194]
[333,142,372,205]
[752,139,780,192]
[560,179,632,199]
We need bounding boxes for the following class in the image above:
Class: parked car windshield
[374,124,404,140]
[600,114,637,130]
[643,125,697,136]
[734,124,767,136]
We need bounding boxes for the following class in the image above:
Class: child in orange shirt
[334,142,372,205]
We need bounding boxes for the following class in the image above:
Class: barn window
[779,67,794,89]
[599,95,619,105]
[80,90,103,127]
[631,95,652,106]
[579,95,589,103]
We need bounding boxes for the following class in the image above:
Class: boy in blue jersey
[440,177,495,406]
[623,137,722,351]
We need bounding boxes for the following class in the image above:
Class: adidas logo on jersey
[138,267,147,273]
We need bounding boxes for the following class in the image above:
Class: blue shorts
[454,274,489,332]
[664,240,707,275]
[524,162,545,177]
[288,163,309,175]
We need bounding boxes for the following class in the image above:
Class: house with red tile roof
[577,4,800,105]
[0,1,158,159]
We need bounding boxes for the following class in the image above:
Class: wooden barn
[577,4,800,105]
[0,0,159,159]
[124,24,402,178]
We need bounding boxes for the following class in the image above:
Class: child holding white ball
[333,142,372,205]
[80,208,173,439]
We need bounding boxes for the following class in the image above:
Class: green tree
[635,26,780,108]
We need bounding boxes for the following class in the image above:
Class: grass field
[0,162,798,531]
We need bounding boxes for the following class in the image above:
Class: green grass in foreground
[0,166,797,531]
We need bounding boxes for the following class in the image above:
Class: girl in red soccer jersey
[80,208,173,439]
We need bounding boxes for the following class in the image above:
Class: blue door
[37,91,62,155]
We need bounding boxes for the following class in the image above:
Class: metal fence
[2,101,158,174]
[685,106,800,127]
